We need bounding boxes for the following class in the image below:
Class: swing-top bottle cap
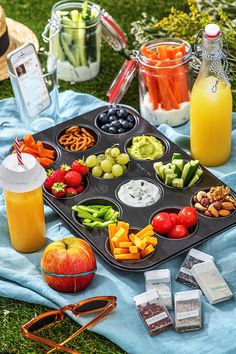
[204,24,221,38]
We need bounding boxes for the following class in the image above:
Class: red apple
[40,237,96,293]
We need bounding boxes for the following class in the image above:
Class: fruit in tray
[40,236,96,293]
[127,135,165,160]
[193,186,236,218]
[151,207,197,239]
[12,134,56,168]
[72,204,120,228]
[44,159,88,198]
[97,107,135,134]
[153,152,203,188]
[58,125,96,151]
[85,146,129,178]
[108,222,157,261]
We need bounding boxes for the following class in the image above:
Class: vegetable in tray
[153,153,203,188]
[72,204,120,228]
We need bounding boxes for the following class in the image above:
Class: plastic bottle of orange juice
[0,153,46,252]
[190,24,232,167]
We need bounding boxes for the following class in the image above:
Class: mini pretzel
[58,125,96,151]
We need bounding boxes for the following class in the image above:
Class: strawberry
[51,182,66,198]
[64,170,82,187]
[71,159,89,175]
[65,187,77,197]
[60,164,71,176]
[44,169,65,190]
[76,184,86,194]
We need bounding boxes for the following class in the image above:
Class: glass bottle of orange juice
[0,153,46,252]
[190,24,232,167]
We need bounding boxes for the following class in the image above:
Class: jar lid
[0,153,46,193]
[107,58,138,104]
[204,24,221,38]
[101,10,127,51]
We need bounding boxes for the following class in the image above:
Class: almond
[221,202,235,211]
[219,209,231,217]
[208,204,219,218]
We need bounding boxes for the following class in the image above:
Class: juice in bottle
[0,153,46,252]
[4,187,45,252]
[190,24,232,167]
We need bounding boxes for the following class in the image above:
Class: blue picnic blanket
[0,90,236,354]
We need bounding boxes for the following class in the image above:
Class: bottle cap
[204,24,221,38]
[0,153,46,193]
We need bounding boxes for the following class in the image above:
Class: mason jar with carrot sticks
[107,38,192,127]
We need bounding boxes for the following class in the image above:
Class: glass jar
[42,0,127,82]
[108,38,192,127]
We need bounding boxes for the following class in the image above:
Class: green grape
[106,156,115,165]
[97,153,106,161]
[122,165,127,173]
[105,147,112,156]
[101,159,112,172]
[92,165,103,177]
[86,155,98,168]
[110,147,120,158]
[103,172,114,179]
[116,153,129,165]
[112,164,124,177]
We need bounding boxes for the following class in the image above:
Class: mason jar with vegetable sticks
[108,38,193,127]
[42,0,127,82]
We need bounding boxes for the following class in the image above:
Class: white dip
[140,93,190,127]
[57,60,100,82]
[117,179,162,207]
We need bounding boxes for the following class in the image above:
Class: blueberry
[101,124,109,132]
[118,127,126,134]
[121,120,130,129]
[108,126,117,134]
[108,107,117,117]
[111,120,121,128]
[127,114,135,123]
[118,119,124,125]
[109,115,117,123]
[116,108,128,119]
[98,112,108,124]
[127,122,134,129]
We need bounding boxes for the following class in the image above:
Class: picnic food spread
[0,8,235,350]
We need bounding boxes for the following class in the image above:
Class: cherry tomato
[178,206,197,228]
[169,213,180,225]
[168,224,189,239]
[151,212,173,234]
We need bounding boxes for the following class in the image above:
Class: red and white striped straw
[14,137,23,166]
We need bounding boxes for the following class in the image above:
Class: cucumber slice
[171,159,184,177]
[70,9,80,67]
[78,13,87,66]
[158,165,166,181]
[56,10,69,17]
[172,153,182,161]
[165,173,177,186]
[196,167,203,178]
[181,160,199,186]
[188,173,200,187]
[153,161,163,175]
[163,167,175,178]
[60,35,77,67]
[172,178,184,188]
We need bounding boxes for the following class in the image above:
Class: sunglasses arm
[47,303,116,354]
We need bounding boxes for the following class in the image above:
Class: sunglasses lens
[28,314,59,332]
[74,299,109,313]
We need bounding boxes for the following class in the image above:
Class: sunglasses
[21,296,117,354]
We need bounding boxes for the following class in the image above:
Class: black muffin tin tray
[33,105,236,272]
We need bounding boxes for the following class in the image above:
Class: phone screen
[11,45,51,118]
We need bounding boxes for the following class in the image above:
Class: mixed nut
[193,186,236,218]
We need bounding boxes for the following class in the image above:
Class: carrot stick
[42,148,55,159]
[167,46,174,60]
[158,45,168,60]
[24,134,35,147]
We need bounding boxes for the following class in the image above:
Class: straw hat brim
[0,18,39,81]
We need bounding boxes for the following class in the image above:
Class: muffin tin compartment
[125,134,169,162]
[149,207,198,240]
[31,104,236,272]
[57,125,99,152]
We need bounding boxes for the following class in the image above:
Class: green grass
[0,1,187,353]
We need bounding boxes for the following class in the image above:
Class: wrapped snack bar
[176,248,214,288]
[133,289,173,336]
[191,261,233,305]
[144,269,172,309]
[175,290,202,332]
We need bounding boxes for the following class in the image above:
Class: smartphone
[7,43,51,118]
